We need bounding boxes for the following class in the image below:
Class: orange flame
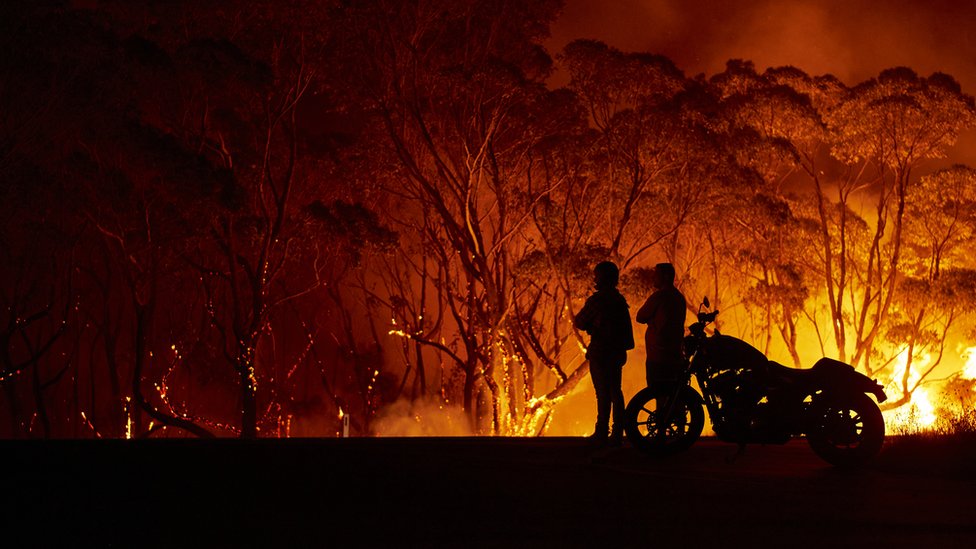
[883,350,937,431]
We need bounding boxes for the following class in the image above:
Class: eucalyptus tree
[827,68,976,374]
[0,1,380,439]
[345,0,589,433]
[881,166,976,408]
[120,1,380,438]
[0,6,79,436]
[561,39,715,268]
[0,6,220,438]
[707,62,828,365]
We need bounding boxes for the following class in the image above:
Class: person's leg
[646,359,665,392]
[657,358,687,438]
[590,360,610,438]
[646,359,674,439]
[608,364,625,441]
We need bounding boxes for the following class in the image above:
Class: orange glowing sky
[548,0,976,165]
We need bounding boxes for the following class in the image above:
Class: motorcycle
[624,297,888,467]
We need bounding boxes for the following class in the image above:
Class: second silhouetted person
[636,263,687,395]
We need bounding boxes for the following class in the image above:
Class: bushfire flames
[880,347,976,434]
[380,315,976,437]
[883,364,937,433]
[380,321,976,437]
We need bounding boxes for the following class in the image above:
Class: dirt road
[4,437,975,547]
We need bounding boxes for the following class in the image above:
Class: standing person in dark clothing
[636,263,687,394]
[574,261,635,445]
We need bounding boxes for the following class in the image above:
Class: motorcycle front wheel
[624,386,705,456]
[806,392,885,467]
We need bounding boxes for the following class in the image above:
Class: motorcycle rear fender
[810,357,887,403]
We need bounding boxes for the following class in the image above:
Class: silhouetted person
[574,261,634,445]
[636,263,687,396]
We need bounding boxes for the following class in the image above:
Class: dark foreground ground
[3,436,976,548]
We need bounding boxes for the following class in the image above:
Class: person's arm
[574,296,596,331]
[620,303,636,350]
[635,294,655,324]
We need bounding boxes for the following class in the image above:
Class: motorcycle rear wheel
[806,392,885,467]
[625,386,705,456]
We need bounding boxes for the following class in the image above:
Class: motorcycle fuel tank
[703,334,769,372]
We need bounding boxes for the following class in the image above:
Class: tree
[707,62,826,363]
[0,6,220,438]
[881,166,976,409]
[0,2,381,439]
[827,68,976,374]
[0,166,74,437]
[561,40,721,268]
[345,0,595,433]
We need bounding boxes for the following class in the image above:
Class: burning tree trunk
[347,0,592,433]
[132,296,215,439]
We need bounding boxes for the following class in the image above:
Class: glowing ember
[79,412,102,438]
[125,397,132,440]
[339,407,350,437]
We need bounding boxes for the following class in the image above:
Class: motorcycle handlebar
[698,310,719,323]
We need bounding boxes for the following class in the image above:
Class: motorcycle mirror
[703,296,710,309]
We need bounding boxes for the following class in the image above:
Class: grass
[885,377,976,439]
[883,405,976,469]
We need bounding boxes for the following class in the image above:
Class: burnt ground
[3,435,976,548]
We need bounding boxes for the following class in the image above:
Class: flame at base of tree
[882,347,976,434]
[883,386,938,433]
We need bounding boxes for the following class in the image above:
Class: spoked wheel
[625,386,705,456]
[806,392,885,467]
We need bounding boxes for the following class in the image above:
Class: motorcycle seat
[766,360,817,385]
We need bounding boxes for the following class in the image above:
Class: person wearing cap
[574,261,635,445]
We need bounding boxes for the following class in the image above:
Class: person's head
[653,262,676,289]
[593,261,619,290]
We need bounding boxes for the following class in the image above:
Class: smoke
[548,0,976,179]
[371,398,475,437]
[549,0,976,90]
